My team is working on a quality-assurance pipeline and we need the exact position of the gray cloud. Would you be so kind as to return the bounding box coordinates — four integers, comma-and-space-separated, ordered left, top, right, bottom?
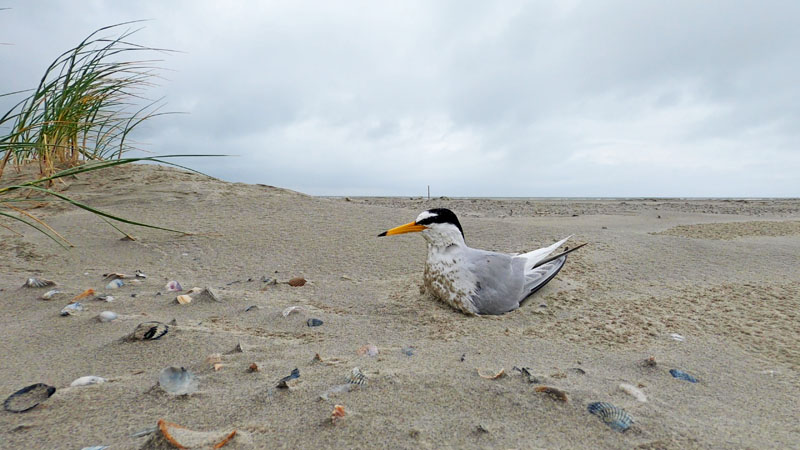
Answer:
1, 0, 798, 196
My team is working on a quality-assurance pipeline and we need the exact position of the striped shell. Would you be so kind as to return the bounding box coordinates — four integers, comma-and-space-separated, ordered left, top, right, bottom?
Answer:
346, 367, 368, 385
669, 369, 698, 383
132, 321, 169, 340
23, 277, 55, 288
587, 402, 633, 432
3, 383, 56, 413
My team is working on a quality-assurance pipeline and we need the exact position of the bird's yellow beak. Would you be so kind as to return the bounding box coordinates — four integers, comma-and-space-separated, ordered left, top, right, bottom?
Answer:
378, 221, 427, 237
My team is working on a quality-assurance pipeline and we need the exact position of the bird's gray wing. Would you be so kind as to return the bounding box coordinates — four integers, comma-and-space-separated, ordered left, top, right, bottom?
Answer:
464, 248, 526, 315
519, 255, 566, 306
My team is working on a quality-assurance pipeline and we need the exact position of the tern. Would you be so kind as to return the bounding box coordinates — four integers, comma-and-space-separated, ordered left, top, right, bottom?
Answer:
379, 208, 584, 315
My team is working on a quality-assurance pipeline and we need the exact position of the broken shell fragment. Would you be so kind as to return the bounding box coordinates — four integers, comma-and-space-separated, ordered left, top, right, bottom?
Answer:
282, 305, 304, 317
307, 318, 323, 327
70, 376, 107, 387
669, 369, 698, 383
41, 289, 63, 300
247, 363, 259, 373
165, 281, 183, 292
205, 353, 222, 365
669, 333, 686, 342
144, 419, 240, 449
277, 368, 300, 388
346, 367, 367, 386
23, 277, 55, 288
477, 368, 506, 380
534, 386, 568, 402
60, 302, 85, 316
97, 311, 118, 323
3, 383, 56, 413
71, 288, 96, 302
287, 277, 306, 287
158, 367, 198, 395
619, 383, 647, 402
131, 321, 169, 340
331, 405, 346, 423
356, 344, 379, 357
175, 294, 192, 305
587, 402, 633, 432
106, 279, 124, 289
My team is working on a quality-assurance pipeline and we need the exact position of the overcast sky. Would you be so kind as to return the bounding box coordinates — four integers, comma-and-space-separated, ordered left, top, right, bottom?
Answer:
2, 1, 799, 197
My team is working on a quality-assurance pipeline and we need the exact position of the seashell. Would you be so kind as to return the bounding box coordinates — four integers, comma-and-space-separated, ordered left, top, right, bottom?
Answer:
60, 302, 85, 316
669, 333, 685, 342
535, 386, 568, 402
619, 383, 647, 402
175, 294, 192, 305
102, 272, 129, 280
23, 277, 55, 288
512, 366, 540, 384
477, 368, 506, 380
206, 353, 222, 365
669, 369, 698, 383
135, 270, 147, 279
346, 367, 368, 385
287, 277, 306, 287
247, 363, 259, 373
357, 344, 379, 357
71, 288, 96, 302
106, 279, 124, 289
587, 402, 633, 432
331, 405, 346, 423
402, 346, 415, 356
307, 318, 323, 327
282, 305, 304, 317
96, 295, 114, 302
41, 289, 64, 300
3, 383, 56, 413
158, 366, 198, 395
277, 368, 300, 389
145, 419, 239, 449
213, 363, 224, 371
131, 321, 169, 340
244, 305, 260, 312
642, 356, 657, 367
97, 311, 118, 323
70, 376, 107, 387
165, 281, 183, 292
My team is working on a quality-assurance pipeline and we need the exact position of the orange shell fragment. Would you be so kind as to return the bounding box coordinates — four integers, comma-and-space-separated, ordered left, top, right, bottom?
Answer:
156, 418, 238, 449
534, 386, 568, 402
331, 404, 346, 423
476, 368, 506, 380
287, 277, 306, 287
71, 288, 96, 302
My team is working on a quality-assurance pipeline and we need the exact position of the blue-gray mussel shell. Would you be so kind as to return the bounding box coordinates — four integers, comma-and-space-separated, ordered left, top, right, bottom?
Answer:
3, 383, 56, 413
587, 402, 633, 432
276, 368, 300, 388
307, 318, 323, 327
132, 321, 169, 340
669, 369, 698, 383
158, 366, 198, 395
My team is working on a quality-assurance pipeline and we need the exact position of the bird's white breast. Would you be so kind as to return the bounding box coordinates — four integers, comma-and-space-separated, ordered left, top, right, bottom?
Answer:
423, 245, 480, 315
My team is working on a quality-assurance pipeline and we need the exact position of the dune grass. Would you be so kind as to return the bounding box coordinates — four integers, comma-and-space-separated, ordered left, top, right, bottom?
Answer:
0, 22, 219, 246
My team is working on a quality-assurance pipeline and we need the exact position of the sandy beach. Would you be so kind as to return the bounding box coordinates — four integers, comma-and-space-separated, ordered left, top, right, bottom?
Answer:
1, 164, 798, 449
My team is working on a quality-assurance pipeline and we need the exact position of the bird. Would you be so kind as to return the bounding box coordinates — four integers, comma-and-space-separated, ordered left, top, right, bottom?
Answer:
378, 208, 584, 315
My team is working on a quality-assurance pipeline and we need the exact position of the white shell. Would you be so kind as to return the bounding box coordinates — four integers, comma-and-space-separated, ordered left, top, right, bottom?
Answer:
106, 279, 124, 289
60, 302, 85, 316
670, 333, 685, 342
41, 289, 63, 300
619, 383, 647, 402
98, 311, 118, 322
175, 294, 192, 305
70, 376, 107, 387
282, 306, 304, 317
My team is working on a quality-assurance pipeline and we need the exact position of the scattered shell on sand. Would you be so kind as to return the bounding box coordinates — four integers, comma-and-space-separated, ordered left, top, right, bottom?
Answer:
70, 376, 107, 387
165, 281, 183, 292
95, 295, 114, 302
247, 363, 259, 373
642, 356, 657, 367
175, 294, 192, 305
357, 344, 379, 357
287, 277, 306, 287
41, 289, 63, 300
60, 302, 85, 316
402, 346, 415, 356
158, 366, 198, 395
307, 318, 324, 327
97, 311, 118, 323
477, 368, 506, 380
282, 305, 304, 317
206, 353, 222, 365
143, 419, 241, 449
346, 367, 368, 386
619, 383, 648, 402
23, 277, 55, 288
277, 368, 300, 389
71, 288, 96, 302
131, 321, 169, 341
587, 402, 633, 432
512, 366, 541, 384
669, 369, 698, 383
3, 383, 56, 413
106, 279, 124, 289
534, 386, 568, 402
669, 333, 686, 342
331, 405, 346, 423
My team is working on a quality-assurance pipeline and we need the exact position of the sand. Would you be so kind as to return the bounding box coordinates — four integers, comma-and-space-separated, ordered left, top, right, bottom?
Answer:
1, 164, 798, 449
